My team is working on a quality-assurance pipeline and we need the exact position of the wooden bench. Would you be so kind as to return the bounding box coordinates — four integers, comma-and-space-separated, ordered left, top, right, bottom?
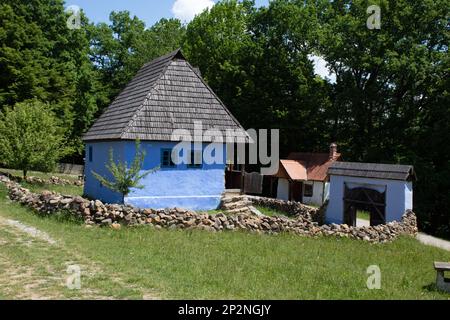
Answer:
434, 262, 450, 293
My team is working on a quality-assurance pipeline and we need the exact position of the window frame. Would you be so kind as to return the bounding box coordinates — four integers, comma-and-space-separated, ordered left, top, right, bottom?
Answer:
161, 148, 176, 168
304, 183, 314, 198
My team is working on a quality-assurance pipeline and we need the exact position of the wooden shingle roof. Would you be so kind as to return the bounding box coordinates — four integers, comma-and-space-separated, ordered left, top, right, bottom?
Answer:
83, 49, 246, 142
328, 162, 416, 181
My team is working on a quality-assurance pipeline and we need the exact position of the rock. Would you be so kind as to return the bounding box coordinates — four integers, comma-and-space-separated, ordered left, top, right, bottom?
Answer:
261, 222, 271, 230
225, 224, 235, 231
94, 200, 104, 209
169, 224, 178, 230
202, 219, 213, 226
61, 198, 73, 205
143, 209, 153, 215
111, 223, 121, 230
101, 218, 112, 226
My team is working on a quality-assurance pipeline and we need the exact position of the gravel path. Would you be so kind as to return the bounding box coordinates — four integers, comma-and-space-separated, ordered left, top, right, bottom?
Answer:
357, 218, 450, 252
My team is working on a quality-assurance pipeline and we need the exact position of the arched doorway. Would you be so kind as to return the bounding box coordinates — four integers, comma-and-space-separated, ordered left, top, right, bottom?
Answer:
343, 185, 386, 226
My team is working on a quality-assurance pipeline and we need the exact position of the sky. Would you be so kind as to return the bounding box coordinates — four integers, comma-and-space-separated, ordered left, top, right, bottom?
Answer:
67, 0, 270, 26
66, 0, 334, 81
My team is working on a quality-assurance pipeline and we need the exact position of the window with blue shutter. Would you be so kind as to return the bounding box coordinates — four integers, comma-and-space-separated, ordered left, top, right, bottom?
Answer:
161, 149, 176, 168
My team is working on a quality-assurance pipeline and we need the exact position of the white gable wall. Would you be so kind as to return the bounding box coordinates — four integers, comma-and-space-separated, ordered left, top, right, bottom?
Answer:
276, 179, 328, 206
302, 181, 327, 207
326, 175, 413, 224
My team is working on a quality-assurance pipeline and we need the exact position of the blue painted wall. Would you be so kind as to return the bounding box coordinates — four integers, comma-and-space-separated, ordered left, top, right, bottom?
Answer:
84, 141, 226, 211
325, 175, 413, 224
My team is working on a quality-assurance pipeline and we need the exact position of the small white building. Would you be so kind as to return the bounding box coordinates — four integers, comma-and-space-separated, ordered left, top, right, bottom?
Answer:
325, 162, 416, 226
272, 144, 341, 207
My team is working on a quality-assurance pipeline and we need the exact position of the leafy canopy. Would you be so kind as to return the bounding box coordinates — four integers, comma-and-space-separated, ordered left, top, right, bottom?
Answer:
0, 100, 72, 178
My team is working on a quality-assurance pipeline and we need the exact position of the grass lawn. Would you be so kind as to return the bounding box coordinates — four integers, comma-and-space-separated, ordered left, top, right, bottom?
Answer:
256, 206, 288, 217
358, 211, 371, 221
19, 181, 84, 197
0, 184, 449, 299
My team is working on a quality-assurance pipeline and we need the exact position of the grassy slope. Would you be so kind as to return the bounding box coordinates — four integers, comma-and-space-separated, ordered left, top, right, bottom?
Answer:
256, 206, 288, 217
0, 168, 84, 196
0, 184, 450, 299
19, 182, 84, 197
0, 168, 81, 182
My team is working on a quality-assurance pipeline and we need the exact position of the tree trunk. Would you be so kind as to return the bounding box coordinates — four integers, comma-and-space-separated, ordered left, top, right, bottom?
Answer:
23, 170, 27, 180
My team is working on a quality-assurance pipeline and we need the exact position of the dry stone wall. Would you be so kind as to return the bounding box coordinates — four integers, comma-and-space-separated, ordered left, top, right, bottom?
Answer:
0, 171, 83, 186
247, 196, 325, 223
0, 174, 418, 243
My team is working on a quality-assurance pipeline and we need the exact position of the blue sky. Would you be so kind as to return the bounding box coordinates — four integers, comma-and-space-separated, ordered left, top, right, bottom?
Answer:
67, 0, 270, 26
65, 0, 334, 81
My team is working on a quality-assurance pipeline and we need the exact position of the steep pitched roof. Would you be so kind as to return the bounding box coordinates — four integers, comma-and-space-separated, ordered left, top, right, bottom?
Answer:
83, 49, 246, 142
328, 162, 416, 181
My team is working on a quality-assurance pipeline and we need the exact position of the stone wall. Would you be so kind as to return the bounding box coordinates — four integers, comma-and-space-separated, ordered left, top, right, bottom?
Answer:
247, 196, 325, 224
0, 171, 83, 186
0, 175, 418, 243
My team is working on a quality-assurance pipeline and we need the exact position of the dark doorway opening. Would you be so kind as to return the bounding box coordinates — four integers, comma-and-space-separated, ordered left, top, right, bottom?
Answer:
343, 185, 386, 226
290, 181, 303, 202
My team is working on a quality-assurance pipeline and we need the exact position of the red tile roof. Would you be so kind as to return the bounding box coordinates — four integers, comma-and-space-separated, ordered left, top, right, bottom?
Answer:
275, 152, 341, 182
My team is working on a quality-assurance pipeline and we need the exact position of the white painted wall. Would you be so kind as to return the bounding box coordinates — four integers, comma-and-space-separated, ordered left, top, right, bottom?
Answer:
276, 179, 329, 206
277, 178, 290, 201
326, 175, 413, 224
324, 182, 330, 201
303, 181, 326, 207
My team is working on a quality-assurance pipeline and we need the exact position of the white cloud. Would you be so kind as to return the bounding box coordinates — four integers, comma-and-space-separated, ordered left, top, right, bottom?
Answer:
308, 54, 336, 83
172, 0, 215, 22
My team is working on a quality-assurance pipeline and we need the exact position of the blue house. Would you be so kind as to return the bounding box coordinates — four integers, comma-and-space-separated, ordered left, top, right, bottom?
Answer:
82, 49, 246, 211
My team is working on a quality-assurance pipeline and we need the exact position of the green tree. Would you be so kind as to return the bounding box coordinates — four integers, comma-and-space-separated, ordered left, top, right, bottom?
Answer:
183, 0, 331, 153
92, 141, 158, 203
0, 101, 72, 179
90, 13, 185, 104
314, 0, 449, 237
0, 0, 104, 157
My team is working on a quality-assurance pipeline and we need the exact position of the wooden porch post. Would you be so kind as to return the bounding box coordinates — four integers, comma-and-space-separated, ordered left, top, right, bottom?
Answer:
240, 164, 246, 195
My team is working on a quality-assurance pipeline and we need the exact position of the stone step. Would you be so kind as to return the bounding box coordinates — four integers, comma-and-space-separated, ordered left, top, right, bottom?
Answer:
221, 201, 252, 210
221, 196, 247, 204
225, 207, 252, 215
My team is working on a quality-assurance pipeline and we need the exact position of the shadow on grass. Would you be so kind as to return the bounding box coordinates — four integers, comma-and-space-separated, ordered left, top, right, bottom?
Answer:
35, 209, 85, 226
422, 283, 439, 293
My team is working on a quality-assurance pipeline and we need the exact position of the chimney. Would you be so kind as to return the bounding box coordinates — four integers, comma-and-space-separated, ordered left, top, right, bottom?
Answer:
329, 143, 338, 160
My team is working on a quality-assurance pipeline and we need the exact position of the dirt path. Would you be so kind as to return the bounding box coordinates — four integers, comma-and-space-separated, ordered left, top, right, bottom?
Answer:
0, 216, 159, 300
416, 233, 450, 252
